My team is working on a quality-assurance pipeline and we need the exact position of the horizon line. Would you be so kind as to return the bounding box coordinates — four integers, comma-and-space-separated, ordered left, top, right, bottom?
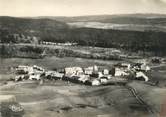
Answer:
0, 13, 166, 18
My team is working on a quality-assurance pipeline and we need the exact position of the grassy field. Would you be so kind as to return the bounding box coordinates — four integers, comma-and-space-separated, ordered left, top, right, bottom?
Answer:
0, 44, 126, 60
0, 80, 151, 117
128, 81, 166, 116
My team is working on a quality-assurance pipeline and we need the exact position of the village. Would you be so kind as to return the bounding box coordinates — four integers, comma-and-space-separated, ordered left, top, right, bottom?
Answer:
1, 56, 165, 117
12, 61, 151, 86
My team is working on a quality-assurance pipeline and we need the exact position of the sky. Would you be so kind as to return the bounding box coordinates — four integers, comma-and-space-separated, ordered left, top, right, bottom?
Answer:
0, 0, 166, 17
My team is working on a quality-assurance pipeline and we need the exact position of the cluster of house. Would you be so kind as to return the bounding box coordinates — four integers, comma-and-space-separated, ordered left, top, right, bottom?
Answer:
13, 62, 151, 86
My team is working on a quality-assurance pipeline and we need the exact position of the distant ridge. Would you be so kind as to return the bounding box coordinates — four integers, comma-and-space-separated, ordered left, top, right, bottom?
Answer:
23, 13, 166, 23
1, 15, 166, 55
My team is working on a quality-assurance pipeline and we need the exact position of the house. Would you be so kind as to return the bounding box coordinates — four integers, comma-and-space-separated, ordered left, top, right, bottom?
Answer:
132, 63, 150, 72
68, 76, 80, 83
114, 68, 129, 77
25, 65, 45, 76
33, 65, 45, 73
103, 69, 109, 75
135, 72, 149, 82
16, 65, 33, 74
52, 72, 64, 79
14, 75, 25, 81
45, 71, 54, 77
44, 70, 64, 80
29, 73, 41, 80
140, 63, 150, 72
98, 72, 104, 78
114, 63, 131, 71
84, 65, 99, 75
84, 67, 93, 75
65, 67, 84, 77
100, 77, 108, 83
78, 75, 89, 83
93, 65, 98, 72
92, 79, 101, 86
90, 71, 103, 78
45, 71, 55, 79
16, 65, 45, 75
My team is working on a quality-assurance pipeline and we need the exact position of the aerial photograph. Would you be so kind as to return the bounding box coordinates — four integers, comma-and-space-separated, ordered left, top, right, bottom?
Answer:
0, 0, 166, 117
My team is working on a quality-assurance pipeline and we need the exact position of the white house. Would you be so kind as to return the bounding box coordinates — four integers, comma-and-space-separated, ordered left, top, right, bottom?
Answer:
84, 67, 93, 75
65, 67, 84, 77
29, 73, 41, 80
100, 78, 107, 83
103, 69, 109, 75
84, 65, 99, 75
52, 72, 64, 79
140, 63, 151, 72
98, 72, 104, 78
78, 75, 89, 83
114, 68, 129, 77
136, 72, 149, 82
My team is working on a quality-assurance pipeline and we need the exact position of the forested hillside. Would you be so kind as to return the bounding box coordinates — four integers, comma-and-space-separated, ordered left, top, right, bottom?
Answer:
0, 16, 166, 56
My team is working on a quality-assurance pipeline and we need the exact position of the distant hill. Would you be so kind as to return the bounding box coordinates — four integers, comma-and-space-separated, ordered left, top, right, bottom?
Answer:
34, 14, 166, 32
1, 14, 166, 56
0, 16, 68, 36
34, 14, 166, 25
0, 16, 69, 43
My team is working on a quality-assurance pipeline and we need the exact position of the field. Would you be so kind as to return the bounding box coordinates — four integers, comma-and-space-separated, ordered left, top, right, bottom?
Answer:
0, 57, 166, 117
